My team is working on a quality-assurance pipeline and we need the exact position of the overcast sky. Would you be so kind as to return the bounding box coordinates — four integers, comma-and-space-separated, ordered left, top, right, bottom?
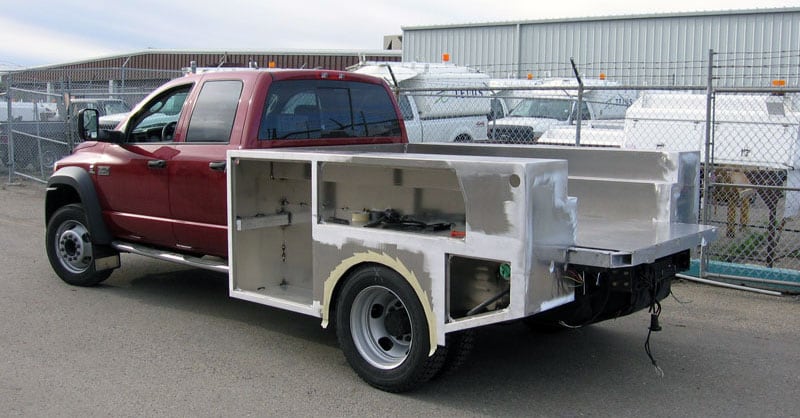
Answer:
2, 0, 799, 69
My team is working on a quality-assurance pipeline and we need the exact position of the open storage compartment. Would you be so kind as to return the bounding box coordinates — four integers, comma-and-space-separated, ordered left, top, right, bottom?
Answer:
230, 159, 314, 309
317, 162, 466, 236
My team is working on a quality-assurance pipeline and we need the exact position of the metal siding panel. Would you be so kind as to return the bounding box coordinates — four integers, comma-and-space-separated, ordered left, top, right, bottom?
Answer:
402, 11, 800, 84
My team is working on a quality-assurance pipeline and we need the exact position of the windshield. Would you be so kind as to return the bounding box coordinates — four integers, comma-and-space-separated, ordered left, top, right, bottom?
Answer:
104, 101, 130, 115
509, 98, 575, 121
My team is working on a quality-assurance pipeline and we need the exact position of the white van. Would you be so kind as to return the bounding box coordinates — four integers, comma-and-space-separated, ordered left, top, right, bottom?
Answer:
351, 62, 491, 142
487, 78, 636, 143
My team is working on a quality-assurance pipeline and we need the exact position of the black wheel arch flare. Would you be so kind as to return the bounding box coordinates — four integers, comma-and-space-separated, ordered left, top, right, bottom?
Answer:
46, 166, 112, 245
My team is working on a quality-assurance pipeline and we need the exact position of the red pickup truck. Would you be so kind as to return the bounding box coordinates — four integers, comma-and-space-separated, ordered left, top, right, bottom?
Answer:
46, 69, 405, 285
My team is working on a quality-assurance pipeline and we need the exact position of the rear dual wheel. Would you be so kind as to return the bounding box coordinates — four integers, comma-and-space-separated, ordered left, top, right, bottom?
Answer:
336, 265, 446, 392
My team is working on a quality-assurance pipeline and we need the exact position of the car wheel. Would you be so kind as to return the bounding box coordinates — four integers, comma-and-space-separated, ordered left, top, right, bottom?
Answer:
46, 204, 115, 286
336, 265, 445, 392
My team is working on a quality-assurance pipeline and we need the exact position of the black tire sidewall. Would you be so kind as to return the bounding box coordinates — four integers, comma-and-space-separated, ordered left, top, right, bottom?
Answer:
46, 204, 110, 286
336, 265, 435, 392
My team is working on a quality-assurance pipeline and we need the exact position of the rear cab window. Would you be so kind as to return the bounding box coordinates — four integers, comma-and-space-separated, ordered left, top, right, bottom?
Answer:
258, 80, 401, 140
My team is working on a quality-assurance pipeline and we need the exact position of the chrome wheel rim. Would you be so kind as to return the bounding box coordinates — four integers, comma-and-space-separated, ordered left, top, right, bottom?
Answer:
350, 285, 412, 370
55, 220, 93, 274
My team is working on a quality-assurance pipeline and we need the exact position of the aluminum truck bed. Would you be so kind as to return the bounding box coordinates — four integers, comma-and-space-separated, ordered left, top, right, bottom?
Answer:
570, 218, 715, 268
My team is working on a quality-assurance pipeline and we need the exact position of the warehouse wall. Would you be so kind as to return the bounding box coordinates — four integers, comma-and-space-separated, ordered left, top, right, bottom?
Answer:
402, 8, 800, 86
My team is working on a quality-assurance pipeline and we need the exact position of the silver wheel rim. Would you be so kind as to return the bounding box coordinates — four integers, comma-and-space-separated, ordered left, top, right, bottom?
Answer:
55, 220, 93, 274
350, 285, 413, 370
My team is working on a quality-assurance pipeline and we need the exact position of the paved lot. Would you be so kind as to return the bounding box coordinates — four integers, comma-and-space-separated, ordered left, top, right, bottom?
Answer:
1, 176, 799, 417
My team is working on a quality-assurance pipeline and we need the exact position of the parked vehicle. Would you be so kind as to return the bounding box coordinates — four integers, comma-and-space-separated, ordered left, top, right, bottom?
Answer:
66, 97, 130, 118
351, 62, 491, 142
487, 78, 637, 143
0, 101, 60, 122
1, 101, 61, 167
487, 77, 544, 120
45, 69, 715, 392
622, 92, 800, 217
66, 98, 131, 133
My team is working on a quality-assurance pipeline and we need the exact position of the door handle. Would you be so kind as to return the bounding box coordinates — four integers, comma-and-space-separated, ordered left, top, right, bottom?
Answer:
209, 161, 226, 172
147, 159, 167, 169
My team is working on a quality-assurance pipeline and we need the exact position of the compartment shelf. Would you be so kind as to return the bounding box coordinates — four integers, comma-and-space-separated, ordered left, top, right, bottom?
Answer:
235, 213, 290, 231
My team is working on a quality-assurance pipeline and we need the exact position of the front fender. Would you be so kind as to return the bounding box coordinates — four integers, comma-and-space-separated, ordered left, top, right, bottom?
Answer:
46, 166, 111, 245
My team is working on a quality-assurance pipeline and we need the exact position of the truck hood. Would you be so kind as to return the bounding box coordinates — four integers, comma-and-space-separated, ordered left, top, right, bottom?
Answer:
489, 117, 562, 133
99, 112, 131, 130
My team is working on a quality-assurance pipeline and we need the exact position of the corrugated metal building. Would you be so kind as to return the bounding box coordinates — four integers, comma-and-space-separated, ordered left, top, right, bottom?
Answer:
2, 49, 402, 110
402, 8, 800, 86
7, 49, 401, 83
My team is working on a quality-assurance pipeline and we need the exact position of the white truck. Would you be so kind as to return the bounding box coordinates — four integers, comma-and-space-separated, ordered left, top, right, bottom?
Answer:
487, 78, 544, 120
351, 62, 491, 142
0, 101, 60, 122
487, 78, 637, 143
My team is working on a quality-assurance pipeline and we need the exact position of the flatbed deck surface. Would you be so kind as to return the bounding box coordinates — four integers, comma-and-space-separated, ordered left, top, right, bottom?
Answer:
572, 217, 716, 267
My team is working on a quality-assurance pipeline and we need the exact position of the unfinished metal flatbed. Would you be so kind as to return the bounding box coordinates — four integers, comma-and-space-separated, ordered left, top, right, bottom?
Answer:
227, 143, 714, 337
571, 218, 714, 268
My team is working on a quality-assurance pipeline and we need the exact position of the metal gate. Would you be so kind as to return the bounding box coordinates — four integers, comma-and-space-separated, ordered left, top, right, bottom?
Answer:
701, 84, 800, 291
2, 86, 70, 183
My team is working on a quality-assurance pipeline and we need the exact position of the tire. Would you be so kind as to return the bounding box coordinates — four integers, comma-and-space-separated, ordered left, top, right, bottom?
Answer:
336, 265, 445, 392
454, 134, 472, 143
433, 330, 475, 379
41, 145, 67, 170
46, 204, 114, 286
0, 144, 8, 166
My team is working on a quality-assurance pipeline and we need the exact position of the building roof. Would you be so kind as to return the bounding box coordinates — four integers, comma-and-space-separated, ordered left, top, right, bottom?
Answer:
402, 6, 800, 31
19, 48, 402, 72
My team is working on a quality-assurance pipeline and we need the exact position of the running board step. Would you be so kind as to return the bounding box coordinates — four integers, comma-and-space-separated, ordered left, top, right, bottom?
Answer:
112, 241, 229, 273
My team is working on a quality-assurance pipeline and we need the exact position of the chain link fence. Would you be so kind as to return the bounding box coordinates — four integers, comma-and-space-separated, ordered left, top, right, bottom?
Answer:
392, 50, 800, 291
700, 88, 800, 290
1, 52, 799, 291
1, 68, 183, 183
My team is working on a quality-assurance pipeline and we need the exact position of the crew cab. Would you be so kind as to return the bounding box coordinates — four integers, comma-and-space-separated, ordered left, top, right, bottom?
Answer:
46, 69, 404, 280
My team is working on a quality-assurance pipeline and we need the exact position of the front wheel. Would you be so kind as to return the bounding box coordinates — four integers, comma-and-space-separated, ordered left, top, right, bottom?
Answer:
336, 265, 445, 392
46, 204, 115, 286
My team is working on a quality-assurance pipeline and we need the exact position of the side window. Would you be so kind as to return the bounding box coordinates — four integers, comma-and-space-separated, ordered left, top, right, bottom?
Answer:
489, 98, 504, 120
104, 101, 130, 115
398, 95, 415, 120
186, 80, 243, 143
259, 80, 401, 140
128, 85, 191, 143
578, 102, 591, 120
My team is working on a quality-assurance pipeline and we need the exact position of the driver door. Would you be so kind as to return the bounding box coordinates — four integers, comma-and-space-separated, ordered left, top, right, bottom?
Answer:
94, 84, 192, 248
